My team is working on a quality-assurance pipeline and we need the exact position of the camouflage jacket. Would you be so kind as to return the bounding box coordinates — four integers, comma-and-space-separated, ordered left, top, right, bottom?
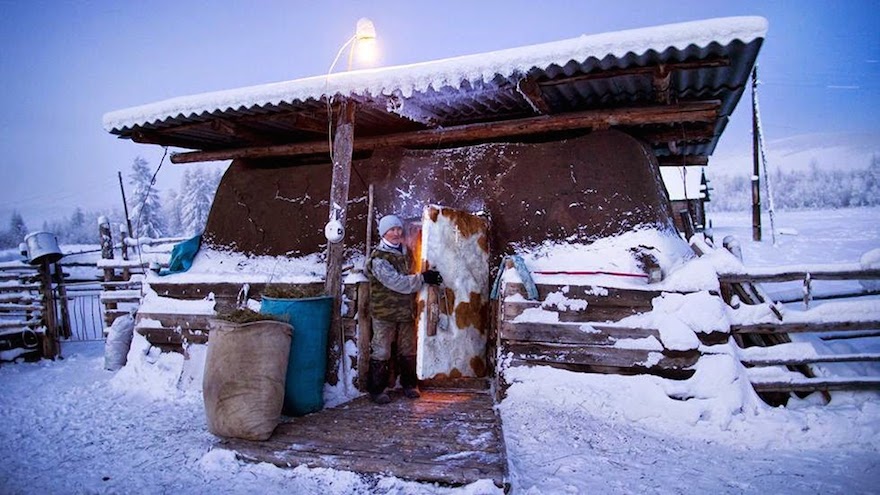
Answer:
367, 241, 421, 322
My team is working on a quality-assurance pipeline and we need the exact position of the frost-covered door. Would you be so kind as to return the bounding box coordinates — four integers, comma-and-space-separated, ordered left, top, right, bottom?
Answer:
415, 205, 490, 380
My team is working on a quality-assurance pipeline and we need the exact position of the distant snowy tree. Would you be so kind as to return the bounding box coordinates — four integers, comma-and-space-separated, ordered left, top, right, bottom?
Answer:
164, 189, 182, 236
868, 155, 880, 203
0, 211, 29, 248
707, 158, 880, 213
127, 157, 164, 238
65, 207, 93, 244
9, 211, 28, 240
179, 167, 220, 236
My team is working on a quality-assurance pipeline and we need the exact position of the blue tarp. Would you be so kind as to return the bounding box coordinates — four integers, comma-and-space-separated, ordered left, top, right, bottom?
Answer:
158, 235, 201, 276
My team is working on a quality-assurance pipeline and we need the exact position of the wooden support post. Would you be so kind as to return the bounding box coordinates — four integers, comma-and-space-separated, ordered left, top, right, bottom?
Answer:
750, 67, 762, 241
99, 217, 117, 329
119, 224, 131, 281
99, 217, 115, 282
38, 260, 59, 359
324, 99, 356, 386
803, 273, 812, 309
53, 261, 71, 339
357, 184, 374, 392
356, 281, 371, 391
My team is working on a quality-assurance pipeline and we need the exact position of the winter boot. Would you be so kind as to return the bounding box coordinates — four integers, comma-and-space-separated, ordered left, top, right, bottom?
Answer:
367, 359, 391, 404
399, 355, 421, 399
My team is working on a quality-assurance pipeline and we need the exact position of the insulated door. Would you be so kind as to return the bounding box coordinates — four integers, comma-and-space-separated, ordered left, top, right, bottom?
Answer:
414, 205, 490, 380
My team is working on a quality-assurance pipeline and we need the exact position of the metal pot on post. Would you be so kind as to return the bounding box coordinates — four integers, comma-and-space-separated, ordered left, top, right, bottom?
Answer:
23, 232, 63, 266
23, 232, 64, 359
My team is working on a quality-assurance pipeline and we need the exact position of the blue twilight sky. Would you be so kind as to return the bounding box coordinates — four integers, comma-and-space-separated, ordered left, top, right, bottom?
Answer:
0, 0, 878, 228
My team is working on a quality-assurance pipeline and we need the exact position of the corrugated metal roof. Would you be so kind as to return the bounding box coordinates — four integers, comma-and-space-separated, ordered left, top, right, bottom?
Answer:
104, 16, 766, 161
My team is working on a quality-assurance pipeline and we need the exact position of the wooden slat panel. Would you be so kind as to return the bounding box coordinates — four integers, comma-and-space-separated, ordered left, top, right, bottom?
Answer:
733, 321, 880, 335
104, 309, 134, 321
100, 281, 143, 290
742, 353, 880, 366
720, 268, 880, 284
136, 327, 209, 345
503, 357, 696, 380
503, 283, 660, 307
0, 303, 42, 311
0, 284, 41, 292
136, 312, 213, 330
502, 300, 645, 323
0, 319, 41, 329
751, 377, 880, 393
503, 341, 698, 370
501, 321, 659, 345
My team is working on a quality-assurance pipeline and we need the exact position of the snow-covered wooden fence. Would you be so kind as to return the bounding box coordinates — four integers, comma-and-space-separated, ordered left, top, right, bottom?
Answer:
94, 221, 181, 335
0, 258, 72, 361
494, 280, 705, 400
699, 237, 880, 402
0, 261, 44, 361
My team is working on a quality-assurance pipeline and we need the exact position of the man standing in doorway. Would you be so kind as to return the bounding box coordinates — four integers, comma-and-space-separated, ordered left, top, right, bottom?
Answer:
367, 214, 442, 404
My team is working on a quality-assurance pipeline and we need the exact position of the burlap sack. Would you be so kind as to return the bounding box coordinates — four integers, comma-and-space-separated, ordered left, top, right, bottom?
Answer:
203, 319, 292, 441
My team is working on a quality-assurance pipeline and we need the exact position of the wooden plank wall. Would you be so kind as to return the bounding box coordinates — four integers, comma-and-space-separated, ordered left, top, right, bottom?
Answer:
495, 282, 703, 399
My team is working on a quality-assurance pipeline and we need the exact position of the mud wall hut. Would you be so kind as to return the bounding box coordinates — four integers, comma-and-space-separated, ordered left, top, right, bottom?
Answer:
103, 16, 766, 385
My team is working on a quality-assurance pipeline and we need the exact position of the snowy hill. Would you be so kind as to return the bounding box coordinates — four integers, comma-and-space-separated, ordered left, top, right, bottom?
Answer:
710, 131, 880, 176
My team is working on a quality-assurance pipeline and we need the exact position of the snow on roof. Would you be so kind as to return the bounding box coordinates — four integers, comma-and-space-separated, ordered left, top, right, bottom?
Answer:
103, 16, 767, 133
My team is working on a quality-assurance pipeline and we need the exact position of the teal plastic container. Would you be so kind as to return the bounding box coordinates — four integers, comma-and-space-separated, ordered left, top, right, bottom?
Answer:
260, 296, 333, 416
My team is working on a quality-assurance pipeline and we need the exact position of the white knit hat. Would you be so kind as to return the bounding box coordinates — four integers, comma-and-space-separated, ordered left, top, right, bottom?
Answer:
378, 214, 403, 237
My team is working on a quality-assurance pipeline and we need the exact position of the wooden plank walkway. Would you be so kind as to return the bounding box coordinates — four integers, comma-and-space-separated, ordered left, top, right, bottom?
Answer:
217, 388, 508, 488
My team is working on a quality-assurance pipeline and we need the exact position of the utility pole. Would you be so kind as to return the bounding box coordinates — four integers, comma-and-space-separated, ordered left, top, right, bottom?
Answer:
751, 66, 762, 241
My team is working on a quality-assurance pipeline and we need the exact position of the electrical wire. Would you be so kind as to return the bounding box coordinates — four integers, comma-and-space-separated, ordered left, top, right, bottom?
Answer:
131, 147, 169, 296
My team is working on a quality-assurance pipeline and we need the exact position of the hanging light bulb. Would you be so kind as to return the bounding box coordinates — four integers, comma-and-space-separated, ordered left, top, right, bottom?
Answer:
350, 18, 377, 69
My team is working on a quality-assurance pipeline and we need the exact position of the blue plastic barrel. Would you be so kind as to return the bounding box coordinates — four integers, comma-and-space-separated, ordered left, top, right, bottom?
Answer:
260, 296, 333, 416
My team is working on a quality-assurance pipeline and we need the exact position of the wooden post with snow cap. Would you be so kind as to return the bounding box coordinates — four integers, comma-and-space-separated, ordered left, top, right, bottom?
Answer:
98, 216, 114, 282
324, 99, 356, 386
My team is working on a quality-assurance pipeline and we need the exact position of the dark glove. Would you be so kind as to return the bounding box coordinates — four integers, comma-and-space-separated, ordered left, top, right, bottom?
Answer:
422, 269, 443, 286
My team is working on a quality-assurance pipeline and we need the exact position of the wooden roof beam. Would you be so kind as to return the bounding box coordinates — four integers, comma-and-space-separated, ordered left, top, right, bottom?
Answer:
131, 130, 209, 149
209, 119, 275, 146
653, 66, 672, 104
633, 122, 716, 144
232, 110, 328, 135
538, 57, 731, 87
517, 77, 552, 115
170, 100, 720, 164
657, 155, 709, 167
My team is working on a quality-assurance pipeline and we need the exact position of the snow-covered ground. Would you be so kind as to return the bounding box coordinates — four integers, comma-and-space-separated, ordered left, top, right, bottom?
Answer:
1, 207, 878, 494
